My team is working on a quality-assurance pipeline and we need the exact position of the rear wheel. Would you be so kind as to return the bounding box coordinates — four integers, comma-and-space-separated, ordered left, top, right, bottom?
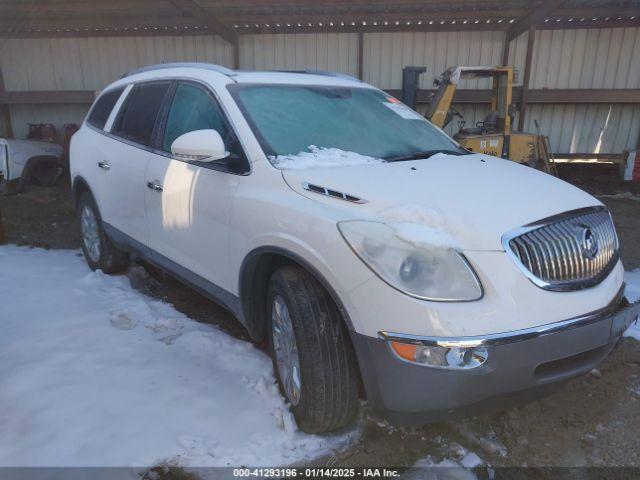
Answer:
77, 192, 129, 274
267, 266, 359, 433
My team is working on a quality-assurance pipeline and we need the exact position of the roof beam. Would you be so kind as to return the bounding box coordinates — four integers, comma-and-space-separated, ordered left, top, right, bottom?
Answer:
197, 0, 508, 6
0, 90, 96, 104
5, 88, 640, 106
3, 18, 638, 38
218, 9, 527, 24
385, 88, 640, 105
167, 0, 237, 44
506, 0, 566, 41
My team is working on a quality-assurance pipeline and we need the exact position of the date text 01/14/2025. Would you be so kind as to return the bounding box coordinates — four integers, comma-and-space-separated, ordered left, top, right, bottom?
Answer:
232, 468, 401, 478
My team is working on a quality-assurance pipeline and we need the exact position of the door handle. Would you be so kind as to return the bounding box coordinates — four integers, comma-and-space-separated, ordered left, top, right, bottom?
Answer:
147, 180, 163, 192
97, 161, 110, 170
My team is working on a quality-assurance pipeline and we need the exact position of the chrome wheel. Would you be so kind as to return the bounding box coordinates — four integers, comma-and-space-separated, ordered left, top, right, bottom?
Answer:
271, 295, 302, 406
80, 205, 101, 263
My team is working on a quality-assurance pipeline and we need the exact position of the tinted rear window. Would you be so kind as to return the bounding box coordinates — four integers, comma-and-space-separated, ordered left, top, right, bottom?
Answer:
87, 87, 124, 130
112, 82, 171, 146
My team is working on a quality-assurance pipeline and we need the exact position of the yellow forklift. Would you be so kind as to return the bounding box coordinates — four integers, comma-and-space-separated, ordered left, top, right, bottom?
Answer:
401, 65, 557, 175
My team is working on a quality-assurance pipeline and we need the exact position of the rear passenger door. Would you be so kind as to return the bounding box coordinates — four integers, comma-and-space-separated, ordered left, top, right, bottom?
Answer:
81, 85, 127, 217
145, 81, 248, 294
103, 81, 172, 246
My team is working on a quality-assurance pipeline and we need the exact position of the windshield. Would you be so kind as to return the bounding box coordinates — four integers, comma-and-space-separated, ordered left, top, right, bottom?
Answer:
229, 84, 465, 164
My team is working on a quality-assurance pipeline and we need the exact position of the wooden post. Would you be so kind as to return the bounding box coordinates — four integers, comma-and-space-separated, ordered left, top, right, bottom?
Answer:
0, 205, 5, 245
232, 41, 240, 70
518, 25, 536, 132
357, 32, 364, 80
0, 55, 9, 244
501, 36, 510, 66
0, 56, 13, 139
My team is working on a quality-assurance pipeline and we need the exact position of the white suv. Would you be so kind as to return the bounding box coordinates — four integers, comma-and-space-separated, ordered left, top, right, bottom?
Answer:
70, 63, 639, 433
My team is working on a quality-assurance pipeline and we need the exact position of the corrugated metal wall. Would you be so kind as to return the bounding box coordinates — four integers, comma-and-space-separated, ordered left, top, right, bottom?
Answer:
0, 36, 234, 91
239, 33, 359, 75
521, 27, 640, 153
363, 31, 506, 89
1, 28, 638, 152
0, 35, 234, 138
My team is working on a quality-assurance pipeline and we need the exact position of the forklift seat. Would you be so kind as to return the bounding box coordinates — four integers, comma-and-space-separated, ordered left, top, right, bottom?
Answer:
460, 111, 498, 135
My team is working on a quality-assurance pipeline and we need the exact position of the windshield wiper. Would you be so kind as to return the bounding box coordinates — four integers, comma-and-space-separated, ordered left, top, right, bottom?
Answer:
384, 149, 468, 162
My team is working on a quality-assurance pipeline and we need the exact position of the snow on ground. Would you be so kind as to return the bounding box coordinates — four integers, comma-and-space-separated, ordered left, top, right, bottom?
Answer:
381, 204, 459, 249
624, 269, 640, 340
0, 246, 357, 468
403, 444, 486, 480
270, 145, 384, 169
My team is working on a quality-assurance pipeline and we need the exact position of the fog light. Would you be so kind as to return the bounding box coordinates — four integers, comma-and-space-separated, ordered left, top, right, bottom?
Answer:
389, 341, 488, 370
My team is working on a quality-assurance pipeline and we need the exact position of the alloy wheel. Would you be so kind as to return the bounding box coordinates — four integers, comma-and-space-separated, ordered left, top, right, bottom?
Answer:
271, 295, 302, 406
80, 205, 101, 263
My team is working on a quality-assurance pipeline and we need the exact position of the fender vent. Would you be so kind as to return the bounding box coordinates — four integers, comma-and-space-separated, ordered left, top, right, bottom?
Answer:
302, 182, 366, 204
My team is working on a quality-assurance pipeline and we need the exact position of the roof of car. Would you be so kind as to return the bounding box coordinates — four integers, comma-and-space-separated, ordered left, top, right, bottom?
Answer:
121, 62, 364, 87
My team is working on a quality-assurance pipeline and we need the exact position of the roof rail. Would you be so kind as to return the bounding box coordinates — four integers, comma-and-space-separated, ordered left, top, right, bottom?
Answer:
274, 70, 362, 82
122, 62, 235, 79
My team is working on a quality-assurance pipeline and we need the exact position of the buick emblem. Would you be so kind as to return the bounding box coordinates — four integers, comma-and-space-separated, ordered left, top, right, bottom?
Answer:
581, 227, 599, 260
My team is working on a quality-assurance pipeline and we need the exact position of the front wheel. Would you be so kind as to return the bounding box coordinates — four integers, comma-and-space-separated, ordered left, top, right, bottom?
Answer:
267, 266, 360, 433
77, 192, 129, 274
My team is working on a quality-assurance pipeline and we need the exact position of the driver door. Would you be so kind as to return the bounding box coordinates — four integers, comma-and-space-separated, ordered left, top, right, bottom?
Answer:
145, 81, 247, 293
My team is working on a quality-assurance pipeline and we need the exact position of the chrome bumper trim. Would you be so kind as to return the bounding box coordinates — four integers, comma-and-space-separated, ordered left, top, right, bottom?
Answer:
379, 288, 638, 348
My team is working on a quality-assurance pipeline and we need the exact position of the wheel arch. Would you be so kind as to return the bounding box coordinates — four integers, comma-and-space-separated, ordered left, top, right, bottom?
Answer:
239, 246, 356, 342
72, 175, 92, 208
17, 154, 61, 191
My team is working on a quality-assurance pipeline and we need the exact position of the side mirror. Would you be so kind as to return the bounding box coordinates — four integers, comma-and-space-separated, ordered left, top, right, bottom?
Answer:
171, 129, 230, 162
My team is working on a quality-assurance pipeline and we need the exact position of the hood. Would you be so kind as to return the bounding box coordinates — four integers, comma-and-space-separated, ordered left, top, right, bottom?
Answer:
281, 153, 602, 251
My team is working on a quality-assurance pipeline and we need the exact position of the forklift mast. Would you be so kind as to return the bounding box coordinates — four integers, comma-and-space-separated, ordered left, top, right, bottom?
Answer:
400, 66, 427, 110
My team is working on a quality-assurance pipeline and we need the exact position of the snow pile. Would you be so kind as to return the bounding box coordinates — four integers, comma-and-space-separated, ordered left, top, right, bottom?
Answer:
405, 459, 478, 480
270, 145, 384, 170
624, 268, 640, 340
381, 204, 458, 249
0, 246, 357, 468
403, 446, 485, 479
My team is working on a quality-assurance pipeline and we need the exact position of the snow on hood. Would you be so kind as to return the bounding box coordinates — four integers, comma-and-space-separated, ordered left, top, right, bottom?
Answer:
270, 145, 384, 170
381, 204, 459, 249
282, 153, 602, 251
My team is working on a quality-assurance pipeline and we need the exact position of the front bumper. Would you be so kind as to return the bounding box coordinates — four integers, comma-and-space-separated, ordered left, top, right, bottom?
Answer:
352, 290, 640, 425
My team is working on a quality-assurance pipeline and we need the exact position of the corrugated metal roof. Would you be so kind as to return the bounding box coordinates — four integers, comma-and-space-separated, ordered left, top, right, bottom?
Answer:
0, 0, 638, 37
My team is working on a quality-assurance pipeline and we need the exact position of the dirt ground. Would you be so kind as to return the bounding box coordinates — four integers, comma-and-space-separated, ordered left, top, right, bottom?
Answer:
1, 162, 639, 472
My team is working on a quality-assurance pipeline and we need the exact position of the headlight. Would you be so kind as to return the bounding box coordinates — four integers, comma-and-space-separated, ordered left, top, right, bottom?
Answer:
338, 220, 482, 301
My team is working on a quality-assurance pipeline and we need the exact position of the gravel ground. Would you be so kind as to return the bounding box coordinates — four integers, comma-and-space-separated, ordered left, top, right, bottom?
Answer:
1, 163, 639, 472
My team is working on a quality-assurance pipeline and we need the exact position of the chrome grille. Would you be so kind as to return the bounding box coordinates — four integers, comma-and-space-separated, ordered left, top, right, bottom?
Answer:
504, 207, 619, 291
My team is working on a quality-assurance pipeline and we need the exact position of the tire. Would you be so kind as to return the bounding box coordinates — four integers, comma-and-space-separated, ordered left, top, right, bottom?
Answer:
267, 265, 360, 433
77, 191, 129, 274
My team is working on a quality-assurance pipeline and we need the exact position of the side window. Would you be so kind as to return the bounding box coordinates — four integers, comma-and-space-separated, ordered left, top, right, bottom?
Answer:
112, 82, 171, 146
162, 83, 231, 152
87, 87, 124, 130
